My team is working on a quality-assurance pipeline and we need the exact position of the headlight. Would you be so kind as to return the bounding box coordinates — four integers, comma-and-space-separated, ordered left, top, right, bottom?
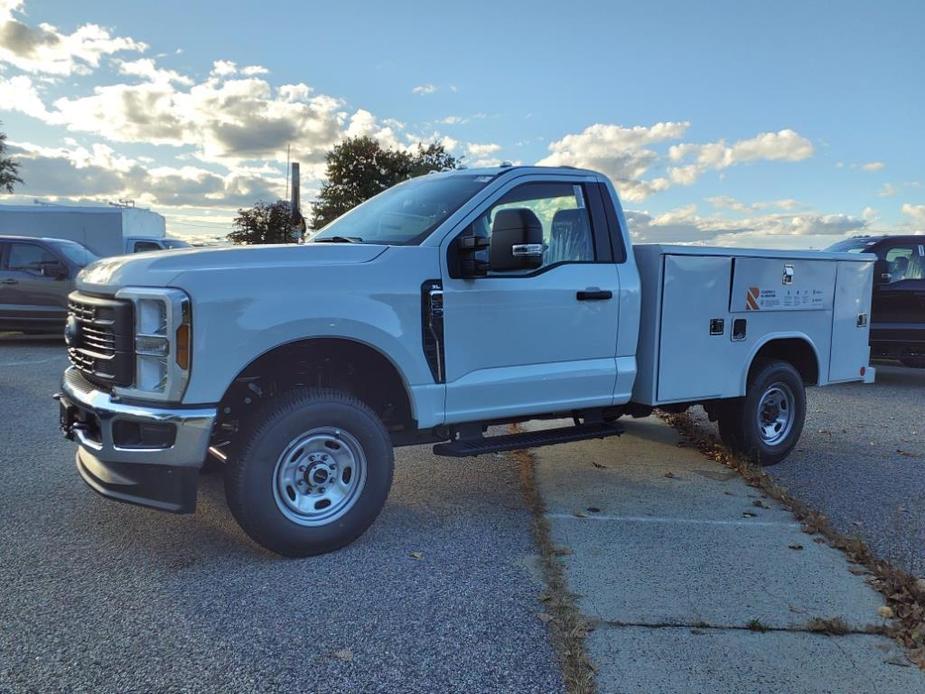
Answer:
114, 287, 192, 402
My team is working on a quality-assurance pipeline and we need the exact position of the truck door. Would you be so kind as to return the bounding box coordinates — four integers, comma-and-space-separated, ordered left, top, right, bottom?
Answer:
1, 241, 68, 325
439, 179, 620, 423
873, 242, 925, 351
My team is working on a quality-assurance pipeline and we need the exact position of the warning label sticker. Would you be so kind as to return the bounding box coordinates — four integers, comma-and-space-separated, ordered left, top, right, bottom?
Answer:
730, 258, 835, 313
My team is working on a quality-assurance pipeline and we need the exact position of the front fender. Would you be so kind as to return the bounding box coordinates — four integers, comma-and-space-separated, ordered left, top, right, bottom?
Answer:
175, 247, 441, 408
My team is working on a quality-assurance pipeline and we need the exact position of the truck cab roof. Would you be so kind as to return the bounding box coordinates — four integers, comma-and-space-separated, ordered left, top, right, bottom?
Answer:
431, 164, 605, 180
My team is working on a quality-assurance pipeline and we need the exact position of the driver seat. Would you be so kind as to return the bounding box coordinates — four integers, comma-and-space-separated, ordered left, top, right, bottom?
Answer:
546, 209, 593, 265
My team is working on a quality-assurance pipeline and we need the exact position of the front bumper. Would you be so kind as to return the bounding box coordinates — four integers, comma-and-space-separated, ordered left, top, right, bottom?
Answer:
58, 366, 217, 513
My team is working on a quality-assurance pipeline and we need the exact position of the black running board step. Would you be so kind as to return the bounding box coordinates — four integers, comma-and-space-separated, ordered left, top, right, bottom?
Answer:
433, 423, 623, 458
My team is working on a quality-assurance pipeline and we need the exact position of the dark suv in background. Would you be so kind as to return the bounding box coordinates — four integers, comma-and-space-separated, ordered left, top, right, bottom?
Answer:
827, 235, 925, 368
0, 236, 98, 334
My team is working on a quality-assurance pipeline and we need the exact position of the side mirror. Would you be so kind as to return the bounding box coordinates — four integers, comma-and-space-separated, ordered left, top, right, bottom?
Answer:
489, 208, 544, 272
456, 233, 489, 278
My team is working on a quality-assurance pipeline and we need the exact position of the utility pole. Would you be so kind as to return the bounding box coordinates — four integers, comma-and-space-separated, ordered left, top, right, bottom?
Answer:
285, 144, 291, 202
289, 161, 304, 243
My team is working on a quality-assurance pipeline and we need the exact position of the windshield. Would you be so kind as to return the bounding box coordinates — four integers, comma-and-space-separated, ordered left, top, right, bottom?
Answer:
826, 238, 878, 253
49, 239, 98, 266
312, 174, 493, 245
162, 238, 191, 249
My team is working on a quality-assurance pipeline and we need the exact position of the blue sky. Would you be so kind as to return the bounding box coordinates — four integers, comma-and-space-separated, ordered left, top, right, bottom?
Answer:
0, 0, 922, 245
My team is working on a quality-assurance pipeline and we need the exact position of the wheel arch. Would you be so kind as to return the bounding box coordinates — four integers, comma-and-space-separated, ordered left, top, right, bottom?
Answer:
215, 336, 417, 438
742, 333, 821, 392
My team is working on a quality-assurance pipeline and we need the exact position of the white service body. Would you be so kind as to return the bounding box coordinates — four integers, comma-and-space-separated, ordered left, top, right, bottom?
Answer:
632, 244, 875, 406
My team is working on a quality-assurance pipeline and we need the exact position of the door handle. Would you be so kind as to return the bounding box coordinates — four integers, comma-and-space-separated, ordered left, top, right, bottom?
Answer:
0, 279, 18, 285
576, 289, 613, 301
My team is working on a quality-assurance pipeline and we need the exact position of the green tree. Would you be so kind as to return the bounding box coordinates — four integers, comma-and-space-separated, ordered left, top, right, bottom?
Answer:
0, 122, 23, 193
228, 200, 299, 245
310, 137, 459, 230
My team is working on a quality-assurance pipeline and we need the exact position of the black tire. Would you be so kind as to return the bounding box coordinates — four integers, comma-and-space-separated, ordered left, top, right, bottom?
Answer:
224, 388, 394, 557
716, 361, 806, 466
716, 400, 744, 451
899, 357, 925, 369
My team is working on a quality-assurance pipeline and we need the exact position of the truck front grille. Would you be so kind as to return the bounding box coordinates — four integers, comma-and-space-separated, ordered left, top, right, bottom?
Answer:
66, 292, 134, 390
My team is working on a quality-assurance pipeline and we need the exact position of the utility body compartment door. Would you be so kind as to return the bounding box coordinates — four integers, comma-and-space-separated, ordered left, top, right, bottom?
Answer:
829, 260, 873, 382
657, 255, 734, 402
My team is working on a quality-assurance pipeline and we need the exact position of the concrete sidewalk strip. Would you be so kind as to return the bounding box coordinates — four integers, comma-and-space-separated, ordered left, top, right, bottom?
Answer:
527, 416, 925, 692
590, 627, 921, 694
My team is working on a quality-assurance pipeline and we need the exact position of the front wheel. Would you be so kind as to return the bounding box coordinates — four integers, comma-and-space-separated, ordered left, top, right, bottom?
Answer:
224, 388, 394, 557
717, 361, 806, 466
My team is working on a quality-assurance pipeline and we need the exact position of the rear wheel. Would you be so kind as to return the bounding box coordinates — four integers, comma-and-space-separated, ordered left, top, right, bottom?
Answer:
716, 361, 806, 466
224, 388, 394, 557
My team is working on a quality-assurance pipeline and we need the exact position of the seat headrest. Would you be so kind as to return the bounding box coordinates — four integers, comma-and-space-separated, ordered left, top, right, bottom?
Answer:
551, 208, 586, 237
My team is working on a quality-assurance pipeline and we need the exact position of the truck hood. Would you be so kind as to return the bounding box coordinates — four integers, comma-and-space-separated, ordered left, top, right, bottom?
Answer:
77, 243, 389, 293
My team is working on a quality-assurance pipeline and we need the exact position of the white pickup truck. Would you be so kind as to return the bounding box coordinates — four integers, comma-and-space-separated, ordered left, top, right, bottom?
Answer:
57, 166, 875, 556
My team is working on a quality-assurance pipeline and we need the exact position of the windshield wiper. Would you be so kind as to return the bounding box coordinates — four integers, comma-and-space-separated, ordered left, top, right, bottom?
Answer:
313, 236, 363, 244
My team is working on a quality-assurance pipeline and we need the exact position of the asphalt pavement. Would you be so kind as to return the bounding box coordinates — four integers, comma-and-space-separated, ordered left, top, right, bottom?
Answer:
690, 363, 925, 576
0, 338, 561, 693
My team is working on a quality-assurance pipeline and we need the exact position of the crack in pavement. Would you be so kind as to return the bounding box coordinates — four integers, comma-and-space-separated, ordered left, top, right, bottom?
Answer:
588, 618, 888, 637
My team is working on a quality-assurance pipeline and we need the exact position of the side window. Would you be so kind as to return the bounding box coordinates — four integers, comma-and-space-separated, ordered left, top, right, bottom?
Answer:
133, 241, 162, 253
883, 246, 925, 283
7, 243, 58, 275
469, 182, 595, 274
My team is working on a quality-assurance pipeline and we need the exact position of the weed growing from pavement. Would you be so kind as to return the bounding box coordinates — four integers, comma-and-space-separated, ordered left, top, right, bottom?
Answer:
805, 617, 852, 636
661, 410, 925, 669
511, 426, 596, 694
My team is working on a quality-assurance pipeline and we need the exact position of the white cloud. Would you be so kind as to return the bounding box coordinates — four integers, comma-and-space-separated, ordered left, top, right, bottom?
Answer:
344, 108, 402, 151
667, 129, 813, 184
901, 203, 925, 228
538, 121, 689, 202
115, 57, 192, 85
25, 74, 356, 167
861, 161, 885, 172
210, 59, 237, 77
411, 83, 437, 95
706, 195, 802, 213
878, 183, 897, 198
466, 142, 500, 157
625, 204, 867, 248
0, 72, 48, 118
538, 123, 812, 202
7, 139, 283, 208
241, 65, 268, 76
0, 1, 146, 76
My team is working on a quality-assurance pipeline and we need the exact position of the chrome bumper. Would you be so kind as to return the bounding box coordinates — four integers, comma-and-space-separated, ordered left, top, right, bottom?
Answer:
58, 366, 217, 513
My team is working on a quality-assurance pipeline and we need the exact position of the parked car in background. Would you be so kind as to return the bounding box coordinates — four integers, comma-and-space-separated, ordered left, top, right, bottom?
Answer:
826, 235, 925, 367
0, 235, 98, 333
125, 236, 190, 253
0, 203, 187, 257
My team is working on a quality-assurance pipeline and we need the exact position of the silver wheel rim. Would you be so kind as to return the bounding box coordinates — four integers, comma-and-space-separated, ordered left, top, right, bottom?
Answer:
272, 427, 367, 527
756, 382, 795, 446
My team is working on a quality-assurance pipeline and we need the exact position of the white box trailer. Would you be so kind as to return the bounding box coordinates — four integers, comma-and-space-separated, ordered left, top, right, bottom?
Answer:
0, 204, 166, 257
632, 245, 875, 406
